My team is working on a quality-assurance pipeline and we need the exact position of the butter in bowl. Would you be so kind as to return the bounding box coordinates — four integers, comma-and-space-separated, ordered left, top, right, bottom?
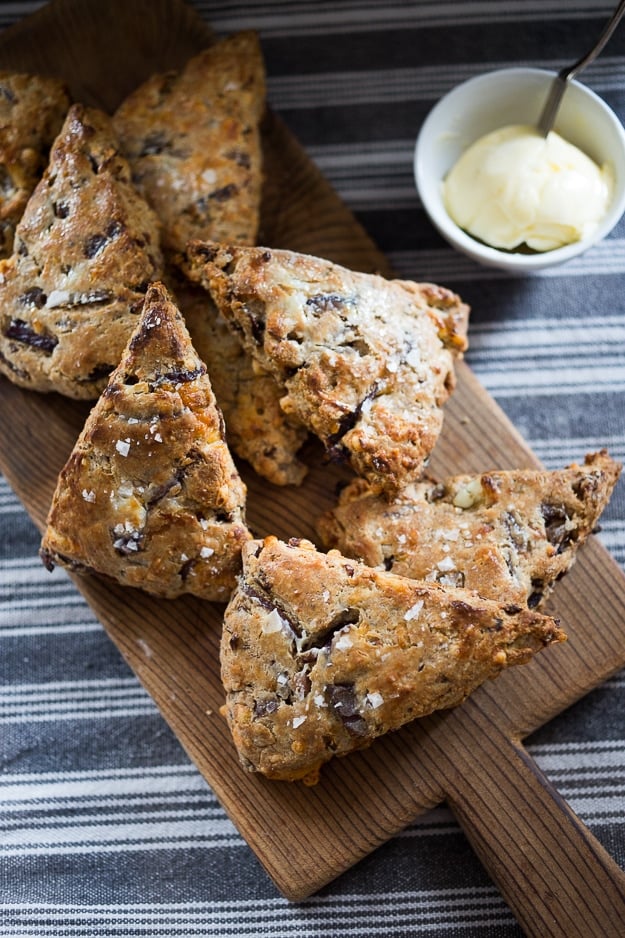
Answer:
414, 67, 625, 271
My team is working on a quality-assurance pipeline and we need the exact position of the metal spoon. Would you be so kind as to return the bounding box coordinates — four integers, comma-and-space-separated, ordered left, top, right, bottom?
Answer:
537, 0, 625, 136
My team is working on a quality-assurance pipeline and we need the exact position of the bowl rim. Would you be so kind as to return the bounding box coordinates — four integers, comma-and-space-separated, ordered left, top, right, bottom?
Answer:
414, 66, 625, 271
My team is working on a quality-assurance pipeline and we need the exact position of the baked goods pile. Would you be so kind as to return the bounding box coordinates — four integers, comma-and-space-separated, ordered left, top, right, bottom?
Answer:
1, 34, 620, 784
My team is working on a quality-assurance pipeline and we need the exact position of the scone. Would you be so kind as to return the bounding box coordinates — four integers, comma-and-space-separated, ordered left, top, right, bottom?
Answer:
0, 103, 163, 398
175, 277, 308, 486
0, 71, 70, 258
113, 31, 265, 259
317, 451, 621, 608
185, 241, 470, 496
221, 536, 564, 782
40, 281, 251, 602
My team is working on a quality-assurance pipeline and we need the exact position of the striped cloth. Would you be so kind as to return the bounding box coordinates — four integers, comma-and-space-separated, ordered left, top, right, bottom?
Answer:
2, 1, 625, 935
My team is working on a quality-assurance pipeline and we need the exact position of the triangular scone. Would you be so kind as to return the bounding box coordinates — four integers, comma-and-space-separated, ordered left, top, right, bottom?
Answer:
186, 242, 470, 497
221, 536, 564, 782
318, 451, 621, 609
175, 277, 308, 486
0, 104, 163, 398
40, 282, 251, 602
113, 32, 265, 259
0, 71, 70, 258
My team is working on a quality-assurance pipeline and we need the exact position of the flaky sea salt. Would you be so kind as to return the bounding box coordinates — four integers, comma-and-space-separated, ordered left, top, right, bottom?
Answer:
292, 715, 307, 728
404, 347, 422, 369
46, 289, 71, 308
335, 632, 353, 651
113, 538, 139, 551
404, 599, 424, 621
366, 691, 384, 709
115, 439, 130, 457
262, 608, 284, 634
200, 546, 214, 559
437, 555, 456, 572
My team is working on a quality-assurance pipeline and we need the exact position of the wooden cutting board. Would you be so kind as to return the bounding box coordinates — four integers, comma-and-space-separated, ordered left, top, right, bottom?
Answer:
2, 1, 625, 934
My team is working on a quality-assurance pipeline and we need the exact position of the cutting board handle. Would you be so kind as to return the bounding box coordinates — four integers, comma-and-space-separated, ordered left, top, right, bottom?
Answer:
444, 726, 625, 937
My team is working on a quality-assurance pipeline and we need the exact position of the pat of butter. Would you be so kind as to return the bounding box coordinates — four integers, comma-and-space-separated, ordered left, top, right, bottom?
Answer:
443, 124, 613, 252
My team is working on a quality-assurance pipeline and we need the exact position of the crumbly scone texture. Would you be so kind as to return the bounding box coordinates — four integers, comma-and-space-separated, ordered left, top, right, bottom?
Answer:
0, 71, 70, 258
317, 451, 621, 609
221, 536, 564, 782
40, 281, 251, 602
186, 241, 470, 497
175, 276, 308, 486
0, 103, 164, 398
113, 31, 265, 260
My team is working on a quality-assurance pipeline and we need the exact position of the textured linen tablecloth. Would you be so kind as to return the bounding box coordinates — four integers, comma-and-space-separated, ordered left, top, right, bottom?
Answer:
2, 1, 625, 935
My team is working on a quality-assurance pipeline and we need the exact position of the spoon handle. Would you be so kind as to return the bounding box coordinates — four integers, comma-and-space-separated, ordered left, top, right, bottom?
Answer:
537, 0, 625, 136
565, 0, 625, 81
536, 74, 568, 137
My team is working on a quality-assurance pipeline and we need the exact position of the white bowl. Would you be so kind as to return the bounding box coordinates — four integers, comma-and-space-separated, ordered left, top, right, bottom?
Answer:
414, 67, 625, 271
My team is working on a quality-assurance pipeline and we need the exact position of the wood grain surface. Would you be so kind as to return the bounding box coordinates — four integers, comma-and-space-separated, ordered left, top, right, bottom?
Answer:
2, 1, 625, 933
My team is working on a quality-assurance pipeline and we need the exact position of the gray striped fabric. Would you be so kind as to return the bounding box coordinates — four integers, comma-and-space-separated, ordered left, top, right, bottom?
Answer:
2, 1, 625, 935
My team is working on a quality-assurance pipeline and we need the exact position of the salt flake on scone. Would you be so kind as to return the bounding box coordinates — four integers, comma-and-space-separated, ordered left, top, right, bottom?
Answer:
221, 536, 564, 783
186, 241, 470, 497
40, 281, 251, 601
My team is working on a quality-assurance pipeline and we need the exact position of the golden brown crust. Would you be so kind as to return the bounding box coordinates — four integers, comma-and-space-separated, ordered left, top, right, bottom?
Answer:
0, 71, 71, 258
113, 32, 265, 259
0, 103, 164, 398
317, 451, 621, 608
174, 275, 308, 486
221, 536, 564, 782
185, 241, 470, 496
40, 281, 251, 602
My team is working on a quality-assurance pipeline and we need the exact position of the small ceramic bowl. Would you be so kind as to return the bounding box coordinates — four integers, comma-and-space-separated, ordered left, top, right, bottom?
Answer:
414, 67, 625, 271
